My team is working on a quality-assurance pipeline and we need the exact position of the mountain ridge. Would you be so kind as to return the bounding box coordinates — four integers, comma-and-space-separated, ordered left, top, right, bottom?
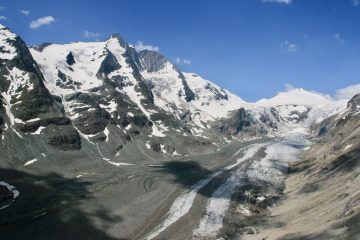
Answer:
0, 23, 350, 162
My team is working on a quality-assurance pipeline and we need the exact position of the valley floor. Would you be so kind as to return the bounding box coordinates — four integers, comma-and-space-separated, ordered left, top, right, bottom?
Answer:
0, 139, 263, 240
0, 131, 308, 240
2, 128, 356, 240
141, 129, 309, 240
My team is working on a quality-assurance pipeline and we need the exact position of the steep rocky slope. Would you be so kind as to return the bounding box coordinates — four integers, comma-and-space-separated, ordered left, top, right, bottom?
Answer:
0, 24, 81, 164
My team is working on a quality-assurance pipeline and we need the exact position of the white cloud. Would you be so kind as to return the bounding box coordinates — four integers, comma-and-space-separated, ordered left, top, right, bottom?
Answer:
30, 16, 55, 29
133, 41, 159, 52
335, 84, 360, 100
262, 0, 292, 4
285, 83, 295, 91
333, 33, 344, 42
351, 0, 360, 6
281, 41, 298, 52
20, 10, 30, 15
83, 30, 100, 38
333, 33, 341, 40
0, 16, 7, 20
176, 57, 192, 65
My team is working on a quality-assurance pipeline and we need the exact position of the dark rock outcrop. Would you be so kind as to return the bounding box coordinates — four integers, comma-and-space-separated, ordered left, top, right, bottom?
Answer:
205, 83, 228, 100
66, 51, 76, 66
96, 50, 121, 79
44, 124, 81, 150
138, 49, 195, 102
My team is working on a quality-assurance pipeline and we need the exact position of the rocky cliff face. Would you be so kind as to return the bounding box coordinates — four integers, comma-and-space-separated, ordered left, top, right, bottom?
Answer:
215, 108, 272, 139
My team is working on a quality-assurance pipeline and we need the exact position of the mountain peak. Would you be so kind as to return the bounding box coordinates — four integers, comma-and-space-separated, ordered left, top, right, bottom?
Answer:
107, 32, 127, 48
138, 49, 170, 72
0, 24, 16, 38
256, 88, 333, 107
0, 24, 18, 60
31, 42, 53, 52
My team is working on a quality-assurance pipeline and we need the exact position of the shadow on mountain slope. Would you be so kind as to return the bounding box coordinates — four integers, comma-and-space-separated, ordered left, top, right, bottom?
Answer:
0, 168, 125, 240
153, 161, 213, 188
152, 159, 283, 200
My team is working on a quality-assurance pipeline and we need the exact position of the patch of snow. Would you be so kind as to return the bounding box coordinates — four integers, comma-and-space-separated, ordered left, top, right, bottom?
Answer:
160, 144, 167, 154
26, 118, 41, 123
0, 180, 19, 210
4, 66, 34, 102
76, 173, 86, 178
103, 158, 134, 167
24, 158, 38, 166
172, 151, 181, 156
257, 196, 266, 202
31, 126, 46, 135
1, 67, 32, 128
147, 164, 163, 167
104, 127, 109, 142
151, 124, 166, 137
344, 144, 353, 152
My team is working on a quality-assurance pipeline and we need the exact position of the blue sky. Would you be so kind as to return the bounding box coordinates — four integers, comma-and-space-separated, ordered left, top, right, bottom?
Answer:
0, 0, 359, 101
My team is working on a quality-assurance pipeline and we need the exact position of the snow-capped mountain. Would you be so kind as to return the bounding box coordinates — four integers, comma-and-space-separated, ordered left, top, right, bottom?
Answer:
0, 23, 349, 165
253, 88, 347, 131
30, 34, 161, 138
137, 49, 246, 132
0, 24, 80, 152
29, 32, 249, 140
256, 88, 332, 107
